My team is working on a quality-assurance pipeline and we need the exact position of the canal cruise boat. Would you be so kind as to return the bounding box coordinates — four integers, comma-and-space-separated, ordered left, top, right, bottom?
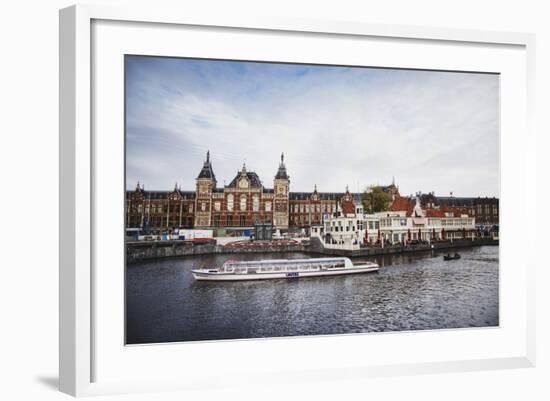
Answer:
191, 257, 379, 281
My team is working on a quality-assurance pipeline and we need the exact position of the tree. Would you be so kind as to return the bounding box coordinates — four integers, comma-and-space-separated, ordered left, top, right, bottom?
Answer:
362, 185, 392, 213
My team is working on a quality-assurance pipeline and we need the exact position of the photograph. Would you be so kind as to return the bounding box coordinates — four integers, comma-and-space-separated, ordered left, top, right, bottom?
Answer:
124, 55, 500, 345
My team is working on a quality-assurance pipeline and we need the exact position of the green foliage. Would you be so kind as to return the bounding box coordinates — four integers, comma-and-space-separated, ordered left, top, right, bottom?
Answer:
362, 185, 392, 213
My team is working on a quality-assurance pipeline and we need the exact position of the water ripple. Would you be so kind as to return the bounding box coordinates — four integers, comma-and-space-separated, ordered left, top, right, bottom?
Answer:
126, 246, 499, 344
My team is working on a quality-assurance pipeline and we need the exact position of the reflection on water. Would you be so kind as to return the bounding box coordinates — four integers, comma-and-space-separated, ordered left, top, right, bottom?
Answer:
126, 246, 499, 344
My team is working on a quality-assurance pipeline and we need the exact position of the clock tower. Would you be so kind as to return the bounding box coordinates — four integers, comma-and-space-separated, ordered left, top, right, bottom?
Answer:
273, 153, 290, 230
194, 150, 217, 228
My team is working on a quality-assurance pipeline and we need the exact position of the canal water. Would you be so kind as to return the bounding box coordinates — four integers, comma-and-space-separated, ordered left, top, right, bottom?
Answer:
126, 245, 499, 344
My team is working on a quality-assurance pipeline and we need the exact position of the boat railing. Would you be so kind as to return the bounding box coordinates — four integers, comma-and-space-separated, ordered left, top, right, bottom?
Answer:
221, 258, 351, 273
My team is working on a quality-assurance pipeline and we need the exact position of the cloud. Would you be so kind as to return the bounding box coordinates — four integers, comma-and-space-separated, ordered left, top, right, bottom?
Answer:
126, 56, 499, 197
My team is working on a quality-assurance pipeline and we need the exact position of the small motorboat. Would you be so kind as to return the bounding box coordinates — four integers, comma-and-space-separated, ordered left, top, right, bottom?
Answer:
443, 253, 461, 261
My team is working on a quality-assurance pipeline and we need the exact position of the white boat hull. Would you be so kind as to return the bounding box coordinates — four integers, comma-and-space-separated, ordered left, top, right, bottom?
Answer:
192, 264, 379, 281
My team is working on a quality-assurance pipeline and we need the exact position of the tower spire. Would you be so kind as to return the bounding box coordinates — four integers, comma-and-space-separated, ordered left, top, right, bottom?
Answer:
196, 150, 216, 184
275, 152, 289, 180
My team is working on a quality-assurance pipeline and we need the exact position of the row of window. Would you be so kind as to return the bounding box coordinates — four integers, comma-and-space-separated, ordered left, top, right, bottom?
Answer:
129, 216, 194, 227
212, 215, 248, 227
290, 203, 336, 214
380, 218, 408, 227
327, 225, 361, 232
440, 218, 474, 226
324, 217, 475, 232
215, 195, 270, 212
132, 203, 194, 215
476, 204, 499, 215
290, 215, 323, 224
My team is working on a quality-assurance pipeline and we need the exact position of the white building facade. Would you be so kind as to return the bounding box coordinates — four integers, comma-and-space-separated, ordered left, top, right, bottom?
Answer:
311, 196, 476, 249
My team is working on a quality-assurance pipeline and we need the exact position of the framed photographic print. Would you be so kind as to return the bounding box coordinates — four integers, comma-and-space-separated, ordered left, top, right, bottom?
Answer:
60, 4, 536, 397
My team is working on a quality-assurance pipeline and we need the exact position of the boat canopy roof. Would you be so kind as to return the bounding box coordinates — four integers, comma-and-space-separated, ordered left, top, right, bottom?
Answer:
223, 257, 349, 266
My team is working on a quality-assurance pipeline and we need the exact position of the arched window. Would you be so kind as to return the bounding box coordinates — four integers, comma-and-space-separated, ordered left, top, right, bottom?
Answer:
252, 195, 259, 212
240, 195, 247, 211
227, 194, 234, 212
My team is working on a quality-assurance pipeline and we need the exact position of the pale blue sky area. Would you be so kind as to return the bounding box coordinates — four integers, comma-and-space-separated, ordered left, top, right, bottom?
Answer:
125, 56, 499, 197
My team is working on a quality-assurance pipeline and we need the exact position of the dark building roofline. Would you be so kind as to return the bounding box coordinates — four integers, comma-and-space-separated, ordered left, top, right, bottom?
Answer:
197, 150, 217, 181
126, 189, 196, 200
127, 189, 366, 201
289, 192, 362, 201
227, 169, 263, 188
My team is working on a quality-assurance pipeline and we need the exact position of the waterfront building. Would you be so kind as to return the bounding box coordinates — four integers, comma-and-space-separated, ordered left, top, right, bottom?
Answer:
312, 194, 477, 249
126, 151, 497, 236
127, 152, 365, 234
379, 195, 477, 243
193, 151, 282, 231
288, 185, 362, 229
422, 194, 499, 226
126, 184, 195, 230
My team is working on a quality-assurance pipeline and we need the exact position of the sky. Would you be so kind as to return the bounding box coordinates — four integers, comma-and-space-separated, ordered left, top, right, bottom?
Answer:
125, 56, 499, 197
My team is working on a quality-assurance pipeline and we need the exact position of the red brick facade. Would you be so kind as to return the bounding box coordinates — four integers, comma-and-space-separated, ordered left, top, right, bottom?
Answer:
126, 152, 363, 232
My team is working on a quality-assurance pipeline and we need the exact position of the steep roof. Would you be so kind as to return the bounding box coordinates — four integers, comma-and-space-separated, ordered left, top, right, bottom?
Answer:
387, 196, 415, 216
197, 151, 216, 181
227, 170, 263, 188
387, 196, 474, 218
275, 153, 289, 180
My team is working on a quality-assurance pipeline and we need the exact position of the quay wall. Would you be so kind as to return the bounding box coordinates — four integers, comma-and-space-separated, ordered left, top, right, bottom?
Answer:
127, 238, 498, 263
308, 237, 499, 257
126, 240, 307, 264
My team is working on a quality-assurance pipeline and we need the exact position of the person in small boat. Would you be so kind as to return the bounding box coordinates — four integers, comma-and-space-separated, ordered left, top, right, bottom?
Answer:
446, 253, 451, 258
454, 253, 460, 258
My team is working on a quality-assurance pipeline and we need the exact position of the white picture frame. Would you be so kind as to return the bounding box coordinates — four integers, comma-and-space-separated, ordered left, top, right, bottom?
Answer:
59, 4, 536, 397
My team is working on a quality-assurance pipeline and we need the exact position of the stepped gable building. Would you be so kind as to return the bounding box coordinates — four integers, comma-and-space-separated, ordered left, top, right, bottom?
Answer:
126, 151, 377, 232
